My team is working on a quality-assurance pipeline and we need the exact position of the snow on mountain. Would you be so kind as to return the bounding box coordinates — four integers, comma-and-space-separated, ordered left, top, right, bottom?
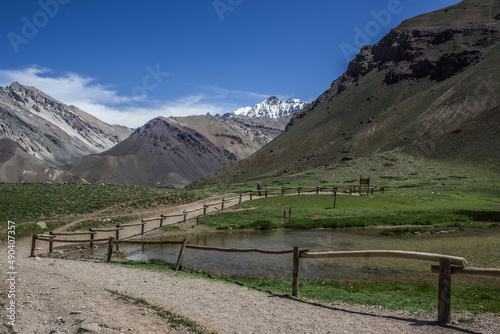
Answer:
232, 96, 308, 118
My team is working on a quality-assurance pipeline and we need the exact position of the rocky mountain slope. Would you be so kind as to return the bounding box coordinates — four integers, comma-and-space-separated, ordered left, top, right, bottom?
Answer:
232, 96, 308, 118
0, 138, 81, 183
0, 82, 131, 166
198, 0, 500, 185
0, 84, 304, 185
70, 117, 237, 188
168, 114, 290, 160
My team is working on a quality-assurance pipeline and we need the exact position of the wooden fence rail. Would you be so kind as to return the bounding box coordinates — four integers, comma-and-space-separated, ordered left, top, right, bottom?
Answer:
51, 231, 96, 236
186, 244, 297, 254
430, 266, 500, 278
300, 250, 468, 267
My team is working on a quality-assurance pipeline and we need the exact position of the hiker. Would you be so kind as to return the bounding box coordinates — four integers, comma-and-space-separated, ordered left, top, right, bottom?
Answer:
257, 181, 263, 196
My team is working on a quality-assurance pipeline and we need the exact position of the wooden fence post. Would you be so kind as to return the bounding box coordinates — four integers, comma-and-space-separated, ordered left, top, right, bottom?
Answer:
30, 234, 38, 257
316, 186, 320, 195
265, 190, 268, 198
292, 246, 300, 297
183, 211, 187, 222
49, 231, 54, 254
221, 199, 225, 211
106, 237, 115, 262
89, 230, 94, 249
175, 239, 189, 271
333, 187, 337, 209
438, 258, 452, 324
115, 224, 120, 240
298, 187, 301, 196
250, 193, 253, 200
282, 187, 285, 196
141, 222, 145, 235
203, 205, 208, 215
288, 208, 292, 222
239, 194, 242, 204
160, 215, 164, 227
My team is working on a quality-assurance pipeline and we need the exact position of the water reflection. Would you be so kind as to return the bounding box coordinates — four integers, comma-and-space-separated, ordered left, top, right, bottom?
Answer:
103, 228, 500, 287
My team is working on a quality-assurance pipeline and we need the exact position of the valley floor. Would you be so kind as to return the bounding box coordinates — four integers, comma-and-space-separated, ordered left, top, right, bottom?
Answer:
2, 212, 500, 333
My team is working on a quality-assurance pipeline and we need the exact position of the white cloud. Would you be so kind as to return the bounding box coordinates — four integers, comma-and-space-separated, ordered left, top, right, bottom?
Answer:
0, 65, 271, 128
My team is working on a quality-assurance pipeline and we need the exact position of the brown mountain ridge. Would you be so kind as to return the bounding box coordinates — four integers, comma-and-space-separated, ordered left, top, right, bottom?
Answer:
70, 117, 237, 188
197, 0, 500, 186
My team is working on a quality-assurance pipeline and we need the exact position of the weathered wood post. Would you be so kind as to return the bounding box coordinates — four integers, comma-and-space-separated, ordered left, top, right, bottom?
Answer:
298, 187, 301, 195
221, 199, 225, 211
250, 192, 253, 200
48, 231, 54, 254
288, 207, 292, 222
239, 194, 242, 204
203, 204, 208, 215
292, 246, 300, 297
106, 237, 115, 262
265, 189, 268, 198
30, 234, 38, 257
160, 215, 164, 227
333, 187, 337, 209
183, 211, 187, 222
141, 222, 145, 235
282, 186, 285, 196
316, 186, 320, 195
115, 224, 120, 240
175, 239, 189, 271
438, 258, 452, 324
89, 230, 94, 249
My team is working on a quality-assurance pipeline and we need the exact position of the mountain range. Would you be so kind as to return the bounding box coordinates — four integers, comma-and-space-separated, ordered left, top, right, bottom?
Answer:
0, 84, 304, 186
232, 96, 308, 118
2, 0, 499, 187
198, 0, 500, 185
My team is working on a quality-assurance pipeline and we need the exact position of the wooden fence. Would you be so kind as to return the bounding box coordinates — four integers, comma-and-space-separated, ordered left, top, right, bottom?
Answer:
31, 185, 357, 250
30, 235, 500, 324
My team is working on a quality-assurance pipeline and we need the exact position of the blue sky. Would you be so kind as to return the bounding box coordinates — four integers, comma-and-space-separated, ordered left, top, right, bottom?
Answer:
1, 0, 461, 127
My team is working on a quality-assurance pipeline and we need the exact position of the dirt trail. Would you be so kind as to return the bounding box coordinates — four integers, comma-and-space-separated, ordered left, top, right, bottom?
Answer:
2, 193, 500, 333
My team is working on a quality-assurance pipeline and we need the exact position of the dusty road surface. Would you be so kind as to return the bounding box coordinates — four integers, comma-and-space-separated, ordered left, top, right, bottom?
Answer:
2, 195, 499, 333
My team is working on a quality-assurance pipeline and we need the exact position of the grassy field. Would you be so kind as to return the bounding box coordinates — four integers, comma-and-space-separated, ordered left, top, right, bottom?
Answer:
0, 182, 208, 239
4, 175, 498, 319
115, 260, 500, 317
197, 177, 500, 232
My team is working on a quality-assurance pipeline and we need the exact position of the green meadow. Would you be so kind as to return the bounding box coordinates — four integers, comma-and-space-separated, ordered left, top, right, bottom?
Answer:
198, 177, 500, 232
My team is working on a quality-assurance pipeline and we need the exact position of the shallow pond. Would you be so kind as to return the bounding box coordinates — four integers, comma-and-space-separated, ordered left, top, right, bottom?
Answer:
99, 228, 500, 287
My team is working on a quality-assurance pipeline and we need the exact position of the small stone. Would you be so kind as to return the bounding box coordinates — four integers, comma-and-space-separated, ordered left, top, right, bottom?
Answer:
36, 221, 47, 229
78, 323, 100, 332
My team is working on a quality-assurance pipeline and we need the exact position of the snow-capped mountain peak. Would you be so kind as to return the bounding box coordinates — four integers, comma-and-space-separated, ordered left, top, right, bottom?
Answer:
232, 96, 308, 118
